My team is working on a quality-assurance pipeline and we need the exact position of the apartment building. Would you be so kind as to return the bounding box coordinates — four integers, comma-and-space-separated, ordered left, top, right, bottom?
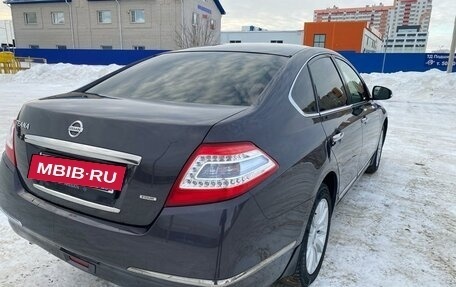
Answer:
314, 0, 433, 53
6, 0, 225, 50
385, 0, 432, 52
314, 4, 392, 37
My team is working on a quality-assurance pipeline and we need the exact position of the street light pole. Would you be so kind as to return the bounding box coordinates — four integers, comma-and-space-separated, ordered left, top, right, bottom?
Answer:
381, 25, 390, 73
447, 16, 456, 73
65, 0, 76, 49
114, 0, 123, 50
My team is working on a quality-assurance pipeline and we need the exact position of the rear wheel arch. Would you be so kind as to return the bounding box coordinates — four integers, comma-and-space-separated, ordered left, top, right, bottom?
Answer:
322, 172, 337, 211
276, 171, 338, 283
383, 118, 388, 141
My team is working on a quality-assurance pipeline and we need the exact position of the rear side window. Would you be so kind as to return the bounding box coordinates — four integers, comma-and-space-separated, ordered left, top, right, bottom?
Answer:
308, 57, 347, 112
291, 67, 317, 113
335, 58, 368, 104
86, 52, 288, 106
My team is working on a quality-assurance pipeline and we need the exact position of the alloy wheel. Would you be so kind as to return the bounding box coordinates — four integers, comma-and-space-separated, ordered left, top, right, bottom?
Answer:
306, 198, 329, 274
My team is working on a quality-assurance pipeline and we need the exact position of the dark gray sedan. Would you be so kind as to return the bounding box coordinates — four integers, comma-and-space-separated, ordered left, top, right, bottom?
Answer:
0, 44, 391, 287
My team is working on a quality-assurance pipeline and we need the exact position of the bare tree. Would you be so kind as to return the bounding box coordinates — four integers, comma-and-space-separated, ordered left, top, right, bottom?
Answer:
175, 21, 218, 49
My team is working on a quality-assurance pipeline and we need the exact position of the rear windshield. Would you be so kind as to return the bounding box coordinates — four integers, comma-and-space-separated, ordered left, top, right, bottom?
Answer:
86, 52, 288, 106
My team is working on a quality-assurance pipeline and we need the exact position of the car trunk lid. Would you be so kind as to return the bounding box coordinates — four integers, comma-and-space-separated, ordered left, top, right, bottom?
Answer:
14, 93, 246, 226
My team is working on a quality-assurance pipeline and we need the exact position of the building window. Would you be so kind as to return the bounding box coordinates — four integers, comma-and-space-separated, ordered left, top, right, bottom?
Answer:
192, 12, 199, 26
51, 12, 64, 25
24, 12, 37, 25
270, 40, 284, 43
313, 34, 326, 47
133, 45, 145, 50
101, 45, 113, 50
56, 45, 67, 49
210, 19, 215, 30
29, 44, 39, 49
229, 40, 241, 43
98, 11, 112, 24
130, 9, 145, 23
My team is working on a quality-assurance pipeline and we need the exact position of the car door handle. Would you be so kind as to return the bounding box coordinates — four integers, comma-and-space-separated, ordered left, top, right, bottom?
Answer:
361, 117, 369, 124
332, 132, 344, 145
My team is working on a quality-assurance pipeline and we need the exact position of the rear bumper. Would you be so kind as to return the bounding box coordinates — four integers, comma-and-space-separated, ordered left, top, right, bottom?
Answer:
4, 214, 295, 287
0, 154, 300, 287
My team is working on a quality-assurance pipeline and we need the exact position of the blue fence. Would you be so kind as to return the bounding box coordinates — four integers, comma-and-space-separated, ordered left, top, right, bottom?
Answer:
339, 51, 456, 73
12, 48, 456, 73
14, 48, 166, 65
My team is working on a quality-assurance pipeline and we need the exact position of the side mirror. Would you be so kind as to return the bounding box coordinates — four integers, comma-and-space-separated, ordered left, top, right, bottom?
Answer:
372, 86, 392, 100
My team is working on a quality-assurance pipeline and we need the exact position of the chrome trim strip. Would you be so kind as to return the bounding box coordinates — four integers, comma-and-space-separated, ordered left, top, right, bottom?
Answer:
288, 53, 327, 118
216, 241, 296, 285
339, 159, 371, 200
127, 269, 214, 287
33, 184, 121, 213
17, 190, 138, 235
319, 104, 354, 116
24, 134, 142, 166
127, 241, 297, 286
338, 175, 358, 200
358, 158, 372, 177
288, 52, 359, 118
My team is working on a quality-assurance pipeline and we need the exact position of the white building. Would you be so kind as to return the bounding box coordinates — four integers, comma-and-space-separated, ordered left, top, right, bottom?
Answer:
0, 20, 14, 47
221, 29, 303, 45
384, 0, 432, 53
6, 0, 225, 50
241, 25, 267, 32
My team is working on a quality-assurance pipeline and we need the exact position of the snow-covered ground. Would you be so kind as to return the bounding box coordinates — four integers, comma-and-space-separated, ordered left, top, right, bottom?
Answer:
0, 65, 455, 287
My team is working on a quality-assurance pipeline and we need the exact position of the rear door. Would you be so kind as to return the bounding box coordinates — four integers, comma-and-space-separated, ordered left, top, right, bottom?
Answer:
334, 57, 383, 170
308, 56, 364, 196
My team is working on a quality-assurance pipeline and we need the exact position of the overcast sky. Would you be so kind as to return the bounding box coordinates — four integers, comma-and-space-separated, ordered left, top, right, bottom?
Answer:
0, 0, 454, 51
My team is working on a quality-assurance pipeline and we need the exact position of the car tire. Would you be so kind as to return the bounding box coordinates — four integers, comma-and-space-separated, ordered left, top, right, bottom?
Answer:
366, 128, 385, 174
296, 184, 332, 287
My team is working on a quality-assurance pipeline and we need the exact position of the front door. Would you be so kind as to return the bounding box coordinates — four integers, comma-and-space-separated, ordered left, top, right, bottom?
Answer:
334, 58, 383, 170
308, 56, 363, 195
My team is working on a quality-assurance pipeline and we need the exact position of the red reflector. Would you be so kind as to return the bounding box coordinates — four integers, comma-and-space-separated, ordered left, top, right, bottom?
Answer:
166, 142, 278, 207
5, 121, 16, 166
68, 255, 90, 268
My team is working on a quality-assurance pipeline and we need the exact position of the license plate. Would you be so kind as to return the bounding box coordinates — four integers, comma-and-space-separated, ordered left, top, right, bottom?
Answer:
28, 154, 126, 191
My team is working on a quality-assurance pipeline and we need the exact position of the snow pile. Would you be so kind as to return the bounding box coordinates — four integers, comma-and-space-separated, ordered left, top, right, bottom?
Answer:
0, 63, 122, 84
0, 65, 455, 287
0, 64, 122, 147
362, 69, 456, 104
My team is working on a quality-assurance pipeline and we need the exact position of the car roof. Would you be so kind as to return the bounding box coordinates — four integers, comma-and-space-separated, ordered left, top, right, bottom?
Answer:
171, 43, 331, 58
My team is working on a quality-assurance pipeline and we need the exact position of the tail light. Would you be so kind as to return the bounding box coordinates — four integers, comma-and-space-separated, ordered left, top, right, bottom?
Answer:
166, 142, 278, 207
5, 120, 16, 166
